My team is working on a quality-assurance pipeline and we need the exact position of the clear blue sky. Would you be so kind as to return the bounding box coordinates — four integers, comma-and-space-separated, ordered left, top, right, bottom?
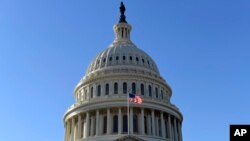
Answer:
0, 0, 249, 141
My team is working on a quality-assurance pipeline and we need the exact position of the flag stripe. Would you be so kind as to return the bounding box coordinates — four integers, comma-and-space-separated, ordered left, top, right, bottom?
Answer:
129, 93, 142, 104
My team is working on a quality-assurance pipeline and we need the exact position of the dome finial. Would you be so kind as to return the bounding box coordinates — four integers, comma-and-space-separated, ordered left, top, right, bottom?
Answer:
119, 2, 127, 23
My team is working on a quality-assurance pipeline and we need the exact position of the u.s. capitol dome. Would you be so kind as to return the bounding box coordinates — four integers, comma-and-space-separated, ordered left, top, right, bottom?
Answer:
63, 2, 183, 141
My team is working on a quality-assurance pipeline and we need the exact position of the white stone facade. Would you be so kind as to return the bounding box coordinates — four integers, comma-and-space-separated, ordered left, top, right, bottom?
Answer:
63, 6, 183, 141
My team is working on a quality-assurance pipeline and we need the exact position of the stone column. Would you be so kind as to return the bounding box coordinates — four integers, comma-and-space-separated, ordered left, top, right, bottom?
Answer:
155, 117, 159, 136
118, 108, 122, 134
151, 110, 155, 136
107, 108, 111, 134
96, 110, 99, 136
93, 84, 96, 98
74, 122, 77, 141
77, 115, 82, 139
168, 114, 172, 140
136, 81, 140, 94
87, 86, 90, 99
147, 114, 151, 135
67, 121, 71, 141
99, 114, 103, 134
174, 118, 178, 141
161, 112, 166, 138
101, 83, 104, 96
145, 82, 148, 97
82, 119, 85, 138
118, 81, 122, 95
127, 81, 131, 93
85, 112, 90, 137
152, 84, 155, 99
64, 122, 68, 141
71, 118, 75, 141
130, 107, 133, 134
64, 122, 66, 141
110, 82, 113, 95
140, 108, 145, 135
90, 116, 94, 136
178, 121, 183, 141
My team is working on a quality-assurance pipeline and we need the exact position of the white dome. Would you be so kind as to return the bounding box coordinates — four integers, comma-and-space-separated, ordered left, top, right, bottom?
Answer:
86, 42, 160, 76
78, 22, 168, 91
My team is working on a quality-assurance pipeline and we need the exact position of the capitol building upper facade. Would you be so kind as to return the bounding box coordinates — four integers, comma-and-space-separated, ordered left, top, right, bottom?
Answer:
63, 2, 183, 141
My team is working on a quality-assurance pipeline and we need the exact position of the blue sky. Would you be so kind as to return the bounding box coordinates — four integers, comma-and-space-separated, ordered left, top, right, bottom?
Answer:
0, 0, 249, 141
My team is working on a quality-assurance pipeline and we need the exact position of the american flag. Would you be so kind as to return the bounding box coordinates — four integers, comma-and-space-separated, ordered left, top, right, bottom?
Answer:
129, 93, 143, 104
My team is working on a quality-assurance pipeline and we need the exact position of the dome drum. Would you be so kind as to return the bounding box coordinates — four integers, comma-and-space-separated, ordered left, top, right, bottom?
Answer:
73, 77, 172, 105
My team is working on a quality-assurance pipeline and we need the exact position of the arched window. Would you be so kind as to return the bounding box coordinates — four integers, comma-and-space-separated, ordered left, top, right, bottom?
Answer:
105, 83, 109, 95
148, 85, 152, 97
97, 85, 101, 96
103, 116, 107, 134
132, 83, 136, 94
114, 82, 118, 94
133, 115, 138, 133
142, 58, 145, 63
123, 56, 126, 60
123, 82, 127, 94
161, 90, 163, 99
155, 87, 158, 98
116, 56, 119, 60
109, 56, 112, 61
141, 84, 144, 95
144, 116, 148, 134
113, 115, 118, 133
130, 56, 133, 61
90, 87, 93, 98
136, 57, 139, 62
123, 115, 128, 132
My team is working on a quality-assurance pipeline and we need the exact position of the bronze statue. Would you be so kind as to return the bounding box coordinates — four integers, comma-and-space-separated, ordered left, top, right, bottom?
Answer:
119, 2, 127, 23
120, 2, 126, 15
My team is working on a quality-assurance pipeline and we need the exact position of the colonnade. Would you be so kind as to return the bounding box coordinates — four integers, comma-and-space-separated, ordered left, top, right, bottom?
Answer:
64, 107, 182, 141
